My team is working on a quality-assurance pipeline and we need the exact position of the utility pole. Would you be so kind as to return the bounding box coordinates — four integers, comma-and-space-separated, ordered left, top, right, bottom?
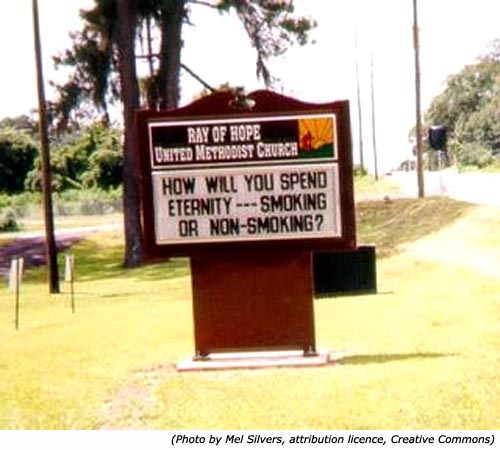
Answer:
370, 51, 379, 181
32, 0, 60, 293
413, 0, 425, 197
354, 25, 365, 171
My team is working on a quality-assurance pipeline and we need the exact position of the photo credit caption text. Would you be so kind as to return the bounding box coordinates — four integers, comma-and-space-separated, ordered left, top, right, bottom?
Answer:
170, 432, 496, 447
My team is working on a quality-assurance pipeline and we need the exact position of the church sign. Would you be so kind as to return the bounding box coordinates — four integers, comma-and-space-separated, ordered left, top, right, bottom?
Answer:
148, 114, 341, 245
138, 99, 355, 257
136, 91, 356, 358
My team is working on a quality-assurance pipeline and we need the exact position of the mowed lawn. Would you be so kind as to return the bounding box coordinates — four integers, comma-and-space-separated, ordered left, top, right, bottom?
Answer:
0, 197, 499, 429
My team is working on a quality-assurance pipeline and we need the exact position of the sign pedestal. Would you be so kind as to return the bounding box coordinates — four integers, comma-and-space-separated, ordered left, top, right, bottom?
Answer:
191, 250, 315, 358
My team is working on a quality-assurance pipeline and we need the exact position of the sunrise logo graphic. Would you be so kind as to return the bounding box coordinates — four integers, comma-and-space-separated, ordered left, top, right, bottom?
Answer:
298, 116, 336, 159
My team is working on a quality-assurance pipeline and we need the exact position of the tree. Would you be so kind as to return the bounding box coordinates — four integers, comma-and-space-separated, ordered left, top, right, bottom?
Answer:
0, 115, 39, 135
425, 39, 500, 168
26, 123, 122, 192
116, 0, 144, 266
0, 127, 38, 194
50, 2, 119, 131
53, 0, 316, 266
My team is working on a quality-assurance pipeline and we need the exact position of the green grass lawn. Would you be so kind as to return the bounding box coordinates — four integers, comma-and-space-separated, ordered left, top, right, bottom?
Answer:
0, 198, 499, 429
353, 173, 401, 201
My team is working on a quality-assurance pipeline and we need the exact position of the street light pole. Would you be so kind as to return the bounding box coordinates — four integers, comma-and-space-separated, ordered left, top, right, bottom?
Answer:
413, 0, 425, 197
32, 0, 60, 293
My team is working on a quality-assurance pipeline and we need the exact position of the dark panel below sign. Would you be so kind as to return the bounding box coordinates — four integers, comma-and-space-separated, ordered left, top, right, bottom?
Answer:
313, 245, 377, 296
191, 250, 316, 356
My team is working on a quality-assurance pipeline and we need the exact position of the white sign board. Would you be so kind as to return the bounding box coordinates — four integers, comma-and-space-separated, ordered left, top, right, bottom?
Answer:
152, 163, 340, 244
144, 111, 351, 248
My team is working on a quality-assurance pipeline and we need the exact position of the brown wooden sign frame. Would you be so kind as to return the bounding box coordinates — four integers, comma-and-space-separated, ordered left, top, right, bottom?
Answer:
135, 90, 356, 358
136, 90, 356, 259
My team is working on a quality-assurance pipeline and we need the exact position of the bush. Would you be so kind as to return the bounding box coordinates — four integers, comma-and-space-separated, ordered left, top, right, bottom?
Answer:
0, 189, 122, 221
0, 130, 38, 194
0, 207, 20, 232
353, 165, 368, 177
0, 192, 42, 220
82, 149, 123, 190
26, 123, 123, 192
53, 188, 123, 216
455, 142, 494, 169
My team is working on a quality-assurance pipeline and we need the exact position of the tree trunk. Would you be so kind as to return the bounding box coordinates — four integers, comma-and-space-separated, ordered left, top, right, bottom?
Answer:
158, 0, 185, 110
116, 0, 144, 267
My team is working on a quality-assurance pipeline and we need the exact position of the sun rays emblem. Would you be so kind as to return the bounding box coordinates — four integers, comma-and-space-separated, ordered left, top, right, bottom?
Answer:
298, 117, 336, 159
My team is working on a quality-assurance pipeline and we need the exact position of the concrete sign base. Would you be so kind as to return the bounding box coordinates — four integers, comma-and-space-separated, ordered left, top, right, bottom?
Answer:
177, 349, 331, 372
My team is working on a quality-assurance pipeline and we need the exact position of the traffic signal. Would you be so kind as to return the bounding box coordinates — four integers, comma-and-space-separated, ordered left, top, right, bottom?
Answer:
428, 125, 447, 150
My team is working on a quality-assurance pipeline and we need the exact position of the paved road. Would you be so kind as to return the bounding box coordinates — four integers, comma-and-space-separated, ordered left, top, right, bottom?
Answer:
390, 170, 500, 206
0, 223, 121, 276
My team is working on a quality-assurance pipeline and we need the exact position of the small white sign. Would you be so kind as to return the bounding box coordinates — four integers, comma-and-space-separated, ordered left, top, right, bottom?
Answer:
65, 253, 74, 282
152, 163, 341, 244
8, 257, 23, 292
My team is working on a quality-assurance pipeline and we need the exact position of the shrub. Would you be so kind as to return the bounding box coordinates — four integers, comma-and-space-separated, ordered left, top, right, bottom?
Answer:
0, 130, 38, 194
455, 142, 494, 169
53, 188, 122, 216
0, 207, 20, 232
26, 123, 123, 192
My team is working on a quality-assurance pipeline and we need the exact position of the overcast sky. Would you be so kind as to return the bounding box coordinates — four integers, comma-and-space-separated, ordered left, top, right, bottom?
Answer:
1, 0, 499, 172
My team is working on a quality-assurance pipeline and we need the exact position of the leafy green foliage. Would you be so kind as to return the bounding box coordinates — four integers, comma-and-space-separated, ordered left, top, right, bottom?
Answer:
453, 142, 495, 169
217, 0, 316, 85
26, 123, 122, 192
50, 3, 119, 130
0, 116, 122, 195
0, 127, 38, 194
425, 39, 500, 169
51, 0, 315, 122
0, 207, 19, 231
0, 190, 122, 231
53, 188, 122, 216
0, 115, 39, 135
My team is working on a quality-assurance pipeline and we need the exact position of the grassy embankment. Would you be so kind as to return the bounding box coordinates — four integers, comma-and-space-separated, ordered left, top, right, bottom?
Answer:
0, 179, 499, 429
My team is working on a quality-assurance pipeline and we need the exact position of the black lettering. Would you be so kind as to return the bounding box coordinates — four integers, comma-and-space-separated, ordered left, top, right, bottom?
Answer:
244, 174, 274, 192
280, 171, 327, 190
260, 193, 327, 212
225, 435, 243, 444
178, 220, 198, 237
246, 215, 315, 234
162, 177, 195, 195
205, 176, 237, 193
167, 198, 231, 216
210, 218, 240, 236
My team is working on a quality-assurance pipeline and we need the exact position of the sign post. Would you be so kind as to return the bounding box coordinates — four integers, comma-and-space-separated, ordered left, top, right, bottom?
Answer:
10, 257, 24, 330
65, 252, 75, 314
137, 90, 356, 362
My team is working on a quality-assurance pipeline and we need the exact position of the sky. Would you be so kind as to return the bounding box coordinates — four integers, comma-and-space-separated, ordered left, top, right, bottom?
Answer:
1, 0, 500, 173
